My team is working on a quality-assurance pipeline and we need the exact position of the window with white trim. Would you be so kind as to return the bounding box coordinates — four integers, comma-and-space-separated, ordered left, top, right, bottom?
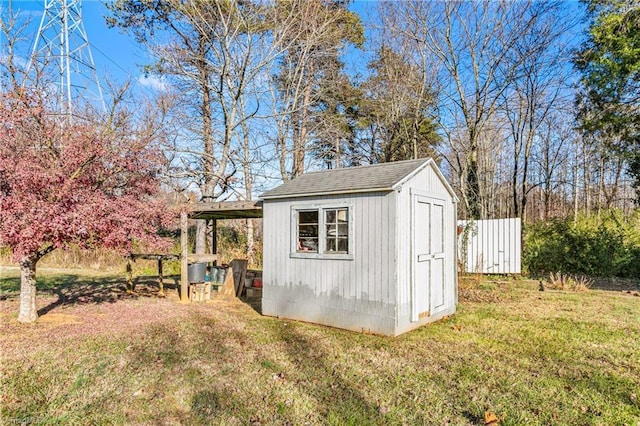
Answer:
297, 210, 319, 252
293, 206, 352, 257
324, 208, 349, 253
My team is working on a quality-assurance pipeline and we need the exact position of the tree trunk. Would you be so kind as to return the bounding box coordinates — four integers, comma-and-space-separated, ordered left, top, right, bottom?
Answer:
18, 256, 38, 323
197, 32, 213, 254
573, 156, 579, 223
246, 218, 255, 266
512, 153, 520, 217
195, 220, 207, 254
466, 140, 481, 219
241, 118, 255, 266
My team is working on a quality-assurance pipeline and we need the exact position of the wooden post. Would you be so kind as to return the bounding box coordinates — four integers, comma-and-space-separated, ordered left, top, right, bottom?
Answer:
180, 211, 189, 302
211, 218, 217, 265
126, 256, 134, 294
157, 258, 165, 297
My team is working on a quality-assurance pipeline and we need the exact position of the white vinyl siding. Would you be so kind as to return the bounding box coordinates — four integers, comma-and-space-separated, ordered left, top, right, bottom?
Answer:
458, 218, 522, 274
395, 169, 458, 334
264, 193, 395, 334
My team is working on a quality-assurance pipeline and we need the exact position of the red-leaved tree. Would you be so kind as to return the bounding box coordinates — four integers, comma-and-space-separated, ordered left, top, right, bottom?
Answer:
0, 93, 174, 323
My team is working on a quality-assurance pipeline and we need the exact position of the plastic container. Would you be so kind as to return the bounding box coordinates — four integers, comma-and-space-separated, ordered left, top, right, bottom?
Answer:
216, 267, 227, 284
187, 263, 206, 283
252, 278, 262, 288
210, 267, 219, 283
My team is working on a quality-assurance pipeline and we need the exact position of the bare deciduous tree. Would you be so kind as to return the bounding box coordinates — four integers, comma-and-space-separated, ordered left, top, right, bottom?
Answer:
381, 0, 576, 219
270, 0, 363, 179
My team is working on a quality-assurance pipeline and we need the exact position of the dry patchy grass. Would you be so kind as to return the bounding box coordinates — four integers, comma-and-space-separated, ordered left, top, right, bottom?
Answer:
1, 269, 639, 425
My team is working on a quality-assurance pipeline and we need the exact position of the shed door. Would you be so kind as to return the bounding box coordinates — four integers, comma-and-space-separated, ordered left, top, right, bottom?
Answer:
412, 195, 446, 322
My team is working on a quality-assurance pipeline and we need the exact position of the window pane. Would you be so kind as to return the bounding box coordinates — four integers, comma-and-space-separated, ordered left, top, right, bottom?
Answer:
337, 238, 348, 252
299, 211, 318, 224
299, 224, 318, 237
299, 238, 318, 252
326, 210, 336, 223
297, 210, 318, 252
324, 208, 349, 254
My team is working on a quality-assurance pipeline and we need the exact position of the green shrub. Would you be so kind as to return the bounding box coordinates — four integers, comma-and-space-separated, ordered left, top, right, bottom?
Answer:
524, 210, 640, 278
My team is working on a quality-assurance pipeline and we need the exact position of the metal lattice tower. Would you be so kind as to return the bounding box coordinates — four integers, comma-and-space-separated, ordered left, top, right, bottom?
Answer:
25, 0, 105, 117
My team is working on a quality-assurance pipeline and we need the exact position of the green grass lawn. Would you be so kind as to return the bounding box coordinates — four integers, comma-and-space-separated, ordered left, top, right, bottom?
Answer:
1, 268, 639, 425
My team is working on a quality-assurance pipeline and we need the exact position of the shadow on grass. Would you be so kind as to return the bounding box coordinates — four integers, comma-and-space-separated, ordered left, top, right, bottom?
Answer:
0, 272, 178, 316
239, 294, 262, 315
274, 324, 383, 423
589, 277, 640, 292
122, 310, 384, 424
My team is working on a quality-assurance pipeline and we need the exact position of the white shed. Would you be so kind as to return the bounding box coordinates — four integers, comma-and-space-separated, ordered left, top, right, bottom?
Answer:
260, 159, 458, 336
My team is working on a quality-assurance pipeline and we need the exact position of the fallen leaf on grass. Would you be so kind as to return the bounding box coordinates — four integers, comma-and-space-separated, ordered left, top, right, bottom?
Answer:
452, 325, 462, 331
484, 411, 499, 425
273, 372, 286, 383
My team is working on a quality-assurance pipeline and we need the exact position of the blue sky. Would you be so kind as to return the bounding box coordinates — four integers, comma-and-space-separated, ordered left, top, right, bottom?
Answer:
1, 0, 164, 95
1, 0, 377, 96
1, 0, 589, 195
1, 0, 587, 95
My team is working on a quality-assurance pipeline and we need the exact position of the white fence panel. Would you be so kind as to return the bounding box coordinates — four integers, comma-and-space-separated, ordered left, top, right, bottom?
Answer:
458, 218, 521, 274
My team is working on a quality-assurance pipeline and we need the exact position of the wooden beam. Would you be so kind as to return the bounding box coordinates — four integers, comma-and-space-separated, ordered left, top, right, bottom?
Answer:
186, 254, 218, 263
187, 200, 263, 220
212, 218, 217, 265
189, 200, 263, 213
180, 211, 189, 302
129, 253, 180, 261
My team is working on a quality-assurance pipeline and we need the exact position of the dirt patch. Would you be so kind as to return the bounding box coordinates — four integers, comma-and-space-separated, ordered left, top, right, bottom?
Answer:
457, 276, 520, 303
459, 275, 640, 302
37, 313, 82, 325
0, 282, 253, 361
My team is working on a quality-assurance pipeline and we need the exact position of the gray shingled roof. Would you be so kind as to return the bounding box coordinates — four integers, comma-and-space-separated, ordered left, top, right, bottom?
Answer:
260, 159, 431, 200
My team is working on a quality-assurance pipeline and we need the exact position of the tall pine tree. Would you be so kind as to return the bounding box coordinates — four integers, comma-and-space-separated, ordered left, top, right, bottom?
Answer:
576, 0, 640, 201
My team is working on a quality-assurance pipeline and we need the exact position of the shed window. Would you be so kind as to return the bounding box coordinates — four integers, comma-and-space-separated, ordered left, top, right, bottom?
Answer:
293, 206, 351, 257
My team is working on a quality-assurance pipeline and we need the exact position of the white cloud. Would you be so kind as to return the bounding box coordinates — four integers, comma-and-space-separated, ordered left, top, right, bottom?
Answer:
15, 9, 44, 22
137, 74, 169, 92
0, 53, 29, 70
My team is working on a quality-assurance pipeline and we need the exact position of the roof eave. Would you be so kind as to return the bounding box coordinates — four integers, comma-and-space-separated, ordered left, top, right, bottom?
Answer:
390, 158, 431, 191
261, 186, 393, 201
391, 158, 460, 202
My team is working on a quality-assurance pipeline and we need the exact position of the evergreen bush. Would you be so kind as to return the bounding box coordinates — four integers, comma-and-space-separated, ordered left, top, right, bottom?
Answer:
523, 210, 640, 278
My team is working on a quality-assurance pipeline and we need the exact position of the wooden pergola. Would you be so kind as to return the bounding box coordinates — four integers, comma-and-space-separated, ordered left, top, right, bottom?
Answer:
179, 200, 263, 302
